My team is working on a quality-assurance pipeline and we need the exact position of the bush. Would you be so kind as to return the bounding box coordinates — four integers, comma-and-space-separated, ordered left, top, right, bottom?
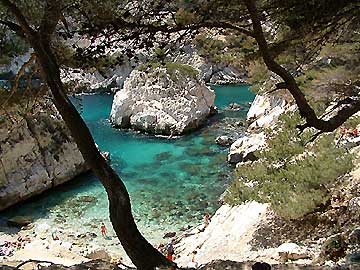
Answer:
136, 61, 198, 81
225, 112, 354, 219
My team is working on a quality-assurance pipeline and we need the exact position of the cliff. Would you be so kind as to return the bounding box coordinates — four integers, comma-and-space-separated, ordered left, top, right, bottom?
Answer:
0, 102, 88, 211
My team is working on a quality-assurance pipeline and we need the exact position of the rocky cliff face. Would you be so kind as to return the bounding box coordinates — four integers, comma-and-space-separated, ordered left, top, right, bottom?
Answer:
227, 90, 295, 164
246, 90, 295, 132
110, 64, 216, 135
0, 104, 88, 211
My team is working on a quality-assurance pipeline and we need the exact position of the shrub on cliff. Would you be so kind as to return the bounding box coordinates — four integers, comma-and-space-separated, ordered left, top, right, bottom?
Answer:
137, 61, 198, 81
225, 112, 354, 219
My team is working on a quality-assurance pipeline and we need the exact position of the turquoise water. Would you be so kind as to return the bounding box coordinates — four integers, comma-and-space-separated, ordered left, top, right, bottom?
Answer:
212, 84, 253, 108
1, 85, 254, 250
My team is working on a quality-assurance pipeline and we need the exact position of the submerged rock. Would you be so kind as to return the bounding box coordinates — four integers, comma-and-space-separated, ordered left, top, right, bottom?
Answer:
7, 216, 33, 227
110, 63, 216, 135
163, 231, 176, 238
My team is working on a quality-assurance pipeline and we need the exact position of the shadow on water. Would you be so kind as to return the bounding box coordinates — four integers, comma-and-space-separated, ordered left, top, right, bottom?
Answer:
0, 171, 99, 223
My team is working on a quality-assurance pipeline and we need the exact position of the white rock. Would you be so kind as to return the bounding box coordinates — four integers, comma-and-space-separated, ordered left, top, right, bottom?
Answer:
228, 133, 266, 164
175, 202, 269, 267
110, 65, 216, 135
0, 103, 88, 211
247, 91, 295, 131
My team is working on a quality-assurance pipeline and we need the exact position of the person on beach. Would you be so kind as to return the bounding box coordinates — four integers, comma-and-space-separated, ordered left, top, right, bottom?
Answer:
100, 222, 107, 238
166, 239, 175, 261
204, 213, 211, 227
158, 243, 165, 254
188, 250, 198, 268
51, 230, 59, 241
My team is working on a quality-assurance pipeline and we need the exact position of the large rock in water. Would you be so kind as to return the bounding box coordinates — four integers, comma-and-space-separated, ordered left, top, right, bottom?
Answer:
110, 63, 216, 135
0, 102, 88, 211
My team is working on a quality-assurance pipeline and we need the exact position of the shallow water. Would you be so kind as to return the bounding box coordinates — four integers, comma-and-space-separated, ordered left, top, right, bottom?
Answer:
1, 84, 254, 252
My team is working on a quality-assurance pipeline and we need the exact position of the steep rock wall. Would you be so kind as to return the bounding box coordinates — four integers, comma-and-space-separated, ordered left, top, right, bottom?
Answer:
0, 104, 88, 211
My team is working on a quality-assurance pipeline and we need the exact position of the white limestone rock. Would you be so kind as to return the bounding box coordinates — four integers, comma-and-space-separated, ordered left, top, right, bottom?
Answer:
227, 133, 266, 164
175, 202, 269, 267
61, 62, 133, 93
0, 104, 88, 211
110, 64, 216, 135
247, 90, 295, 131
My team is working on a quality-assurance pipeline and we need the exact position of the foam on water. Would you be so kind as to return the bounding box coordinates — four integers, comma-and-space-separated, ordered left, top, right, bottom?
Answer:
1, 84, 255, 254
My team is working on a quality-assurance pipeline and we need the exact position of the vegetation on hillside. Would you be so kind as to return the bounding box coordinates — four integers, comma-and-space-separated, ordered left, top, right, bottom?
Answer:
137, 61, 198, 81
225, 112, 358, 219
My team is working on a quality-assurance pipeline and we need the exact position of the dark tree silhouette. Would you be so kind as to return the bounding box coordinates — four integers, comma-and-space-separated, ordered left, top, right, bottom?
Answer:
0, 1, 175, 269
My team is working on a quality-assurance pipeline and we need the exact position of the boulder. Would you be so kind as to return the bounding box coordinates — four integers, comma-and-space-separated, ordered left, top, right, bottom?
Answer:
215, 136, 234, 147
85, 248, 112, 261
319, 233, 347, 261
246, 91, 295, 131
227, 133, 266, 164
277, 242, 311, 262
110, 64, 216, 135
7, 216, 33, 227
349, 228, 360, 245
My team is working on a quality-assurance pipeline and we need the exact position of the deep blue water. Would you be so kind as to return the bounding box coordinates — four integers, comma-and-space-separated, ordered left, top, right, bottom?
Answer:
1, 84, 254, 246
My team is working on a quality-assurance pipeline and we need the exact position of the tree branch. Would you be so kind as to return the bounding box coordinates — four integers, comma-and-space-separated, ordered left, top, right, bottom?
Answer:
39, 0, 61, 43
0, 0, 36, 37
16, 259, 53, 269
0, 19, 25, 37
244, 0, 360, 133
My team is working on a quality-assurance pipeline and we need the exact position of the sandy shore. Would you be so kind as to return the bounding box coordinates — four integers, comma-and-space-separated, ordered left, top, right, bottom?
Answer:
0, 202, 320, 269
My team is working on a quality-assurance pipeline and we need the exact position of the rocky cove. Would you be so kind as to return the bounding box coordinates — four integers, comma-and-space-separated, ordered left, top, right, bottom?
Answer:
1, 81, 359, 269
0, 84, 259, 265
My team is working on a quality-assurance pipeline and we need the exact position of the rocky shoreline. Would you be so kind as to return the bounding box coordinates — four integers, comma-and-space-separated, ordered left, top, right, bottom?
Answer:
1, 90, 359, 270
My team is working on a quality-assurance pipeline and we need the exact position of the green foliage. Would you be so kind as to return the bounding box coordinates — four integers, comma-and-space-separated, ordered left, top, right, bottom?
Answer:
247, 60, 271, 94
225, 112, 354, 219
137, 61, 198, 81
193, 33, 255, 68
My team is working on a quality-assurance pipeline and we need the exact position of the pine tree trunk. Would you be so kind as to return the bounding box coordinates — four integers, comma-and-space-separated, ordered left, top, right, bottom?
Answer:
29, 37, 175, 270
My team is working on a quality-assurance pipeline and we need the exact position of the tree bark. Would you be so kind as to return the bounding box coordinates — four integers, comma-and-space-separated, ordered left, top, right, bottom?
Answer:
1, 0, 175, 269
244, 0, 360, 132
32, 40, 175, 270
